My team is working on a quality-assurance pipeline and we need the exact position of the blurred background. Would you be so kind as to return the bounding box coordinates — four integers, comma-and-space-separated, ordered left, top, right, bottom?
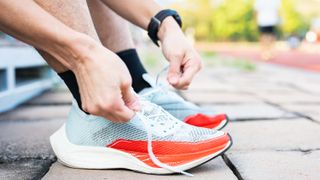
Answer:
0, 0, 319, 112
1, 0, 320, 112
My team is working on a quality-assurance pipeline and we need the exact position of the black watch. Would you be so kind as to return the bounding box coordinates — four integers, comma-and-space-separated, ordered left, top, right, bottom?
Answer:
147, 9, 182, 46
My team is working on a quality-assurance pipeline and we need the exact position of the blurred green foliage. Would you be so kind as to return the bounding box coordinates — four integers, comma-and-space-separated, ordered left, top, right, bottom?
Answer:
172, 0, 309, 41
280, 0, 309, 37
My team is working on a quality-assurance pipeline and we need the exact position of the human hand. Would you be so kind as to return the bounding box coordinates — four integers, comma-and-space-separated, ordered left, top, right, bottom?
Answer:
66, 35, 140, 123
158, 17, 202, 89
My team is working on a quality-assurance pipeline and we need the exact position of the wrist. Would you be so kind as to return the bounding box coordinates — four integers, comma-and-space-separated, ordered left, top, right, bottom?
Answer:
157, 17, 183, 42
51, 32, 100, 71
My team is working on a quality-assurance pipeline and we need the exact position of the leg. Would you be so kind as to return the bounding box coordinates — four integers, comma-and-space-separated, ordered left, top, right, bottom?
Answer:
87, 0, 150, 92
34, 0, 100, 72
34, 0, 100, 108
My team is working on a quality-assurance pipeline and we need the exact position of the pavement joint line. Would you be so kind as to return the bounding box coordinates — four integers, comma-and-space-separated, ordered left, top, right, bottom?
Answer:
222, 154, 244, 180
247, 87, 320, 105
183, 89, 254, 95
289, 112, 320, 125
24, 102, 72, 106
0, 156, 57, 179
263, 101, 320, 125
278, 82, 319, 95
275, 148, 320, 154
229, 116, 301, 122
191, 102, 265, 105
178, 90, 246, 179
0, 155, 56, 163
255, 97, 303, 114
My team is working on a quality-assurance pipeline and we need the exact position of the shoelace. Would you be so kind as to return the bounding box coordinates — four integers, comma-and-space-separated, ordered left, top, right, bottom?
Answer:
136, 101, 193, 177
140, 66, 192, 103
140, 66, 170, 98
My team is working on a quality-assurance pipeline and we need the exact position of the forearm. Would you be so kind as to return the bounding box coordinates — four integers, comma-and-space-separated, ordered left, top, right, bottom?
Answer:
0, 0, 92, 70
100, 0, 182, 42
100, 0, 164, 30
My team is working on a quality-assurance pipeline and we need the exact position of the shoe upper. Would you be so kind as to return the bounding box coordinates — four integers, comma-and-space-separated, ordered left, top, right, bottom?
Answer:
139, 74, 216, 121
66, 100, 222, 147
64, 99, 230, 172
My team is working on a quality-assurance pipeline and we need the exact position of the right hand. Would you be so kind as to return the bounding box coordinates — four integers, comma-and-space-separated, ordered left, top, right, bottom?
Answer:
68, 36, 140, 123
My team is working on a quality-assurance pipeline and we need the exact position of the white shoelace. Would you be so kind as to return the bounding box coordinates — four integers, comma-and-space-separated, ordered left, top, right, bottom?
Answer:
140, 66, 169, 97
136, 102, 193, 177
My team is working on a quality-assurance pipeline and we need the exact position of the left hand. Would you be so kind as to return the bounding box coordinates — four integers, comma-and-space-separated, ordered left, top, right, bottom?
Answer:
158, 17, 202, 90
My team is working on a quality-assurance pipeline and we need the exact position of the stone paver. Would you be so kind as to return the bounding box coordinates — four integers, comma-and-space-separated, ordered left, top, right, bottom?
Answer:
26, 90, 72, 105
0, 159, 53, 180
43, 157, 237, 180
223, 119, 320, 179
226, 150, 320, 180
254, 91, 320, 105
224, 119, 320, 151
0, 119, 63, 161
202, 103, 296, 120
187, 73, 237, 92
281, 104, 320, 122
2, 56, 320, 179
0, 118, 63, 179
0, 105, 70, 121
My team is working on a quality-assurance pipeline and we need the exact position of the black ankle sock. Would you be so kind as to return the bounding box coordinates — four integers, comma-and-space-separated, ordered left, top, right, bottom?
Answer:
58, 49, 148, 110
58, 71, 83, 110
116, 49, 151, 92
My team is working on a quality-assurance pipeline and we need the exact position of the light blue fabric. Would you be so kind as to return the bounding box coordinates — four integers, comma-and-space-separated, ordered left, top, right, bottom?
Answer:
139, 74, 215, 121
65, 100, 218, 147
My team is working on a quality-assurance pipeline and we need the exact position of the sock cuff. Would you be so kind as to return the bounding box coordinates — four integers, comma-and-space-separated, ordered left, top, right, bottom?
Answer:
116, 48, 138, 57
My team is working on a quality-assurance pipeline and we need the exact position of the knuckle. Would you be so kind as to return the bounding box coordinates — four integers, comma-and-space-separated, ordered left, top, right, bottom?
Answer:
185, 80, 191, 86
122, 79, 132, 88
86, 105, 98, 115
169, 53, 183, 60
81, 105, 87, 112
99, 102, 112, 111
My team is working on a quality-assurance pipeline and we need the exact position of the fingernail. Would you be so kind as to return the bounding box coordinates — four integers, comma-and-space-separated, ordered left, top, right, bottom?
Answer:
169, 76, 179, 84
130, 100, 141, 111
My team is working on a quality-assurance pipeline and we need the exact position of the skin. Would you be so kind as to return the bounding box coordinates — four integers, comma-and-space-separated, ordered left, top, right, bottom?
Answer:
87, 0, 134, 52
100, 0, 203, 89
0, 0, 202, 122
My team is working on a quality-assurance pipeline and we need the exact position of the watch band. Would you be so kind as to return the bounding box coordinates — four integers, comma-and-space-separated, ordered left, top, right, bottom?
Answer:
147, 9, 182, 46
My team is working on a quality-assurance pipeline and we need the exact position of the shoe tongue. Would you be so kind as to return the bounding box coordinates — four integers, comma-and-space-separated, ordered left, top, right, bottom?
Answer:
142, 74, 157, 87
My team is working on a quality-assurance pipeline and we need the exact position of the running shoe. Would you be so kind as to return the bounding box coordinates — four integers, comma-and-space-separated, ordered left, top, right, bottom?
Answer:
139, 74, 229, 130
50, 100, 232, 175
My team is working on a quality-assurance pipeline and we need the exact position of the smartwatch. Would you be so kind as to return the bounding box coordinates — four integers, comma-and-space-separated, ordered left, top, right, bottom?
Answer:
147, 9, 182, 46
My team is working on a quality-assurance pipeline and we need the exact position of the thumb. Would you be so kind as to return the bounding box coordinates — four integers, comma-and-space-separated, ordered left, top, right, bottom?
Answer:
121, 86, 141, 111
167, 59, 181, 85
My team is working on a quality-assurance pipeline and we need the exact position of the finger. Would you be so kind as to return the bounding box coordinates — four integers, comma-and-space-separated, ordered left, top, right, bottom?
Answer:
167, 58, 181, 86
178, 65, 199, 88
103, 105, 135, 123
121, 85, 141, 112
113, 105, 136, 123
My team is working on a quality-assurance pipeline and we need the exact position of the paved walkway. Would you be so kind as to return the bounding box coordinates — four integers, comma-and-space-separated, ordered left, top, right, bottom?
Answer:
1, 61, 320, 179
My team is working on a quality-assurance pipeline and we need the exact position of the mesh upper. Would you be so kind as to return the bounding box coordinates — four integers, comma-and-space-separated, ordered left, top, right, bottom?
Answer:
139, 87, 215, 120
65, 100, 220, 147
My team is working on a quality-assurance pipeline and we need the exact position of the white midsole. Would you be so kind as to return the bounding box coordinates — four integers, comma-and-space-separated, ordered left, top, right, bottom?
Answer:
216, 120, 228, 130
50, 125, 231, 174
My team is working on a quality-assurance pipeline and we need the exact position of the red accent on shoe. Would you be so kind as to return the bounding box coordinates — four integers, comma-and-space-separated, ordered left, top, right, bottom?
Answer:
184, 114, 227, 129
107, 133, 230, 168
